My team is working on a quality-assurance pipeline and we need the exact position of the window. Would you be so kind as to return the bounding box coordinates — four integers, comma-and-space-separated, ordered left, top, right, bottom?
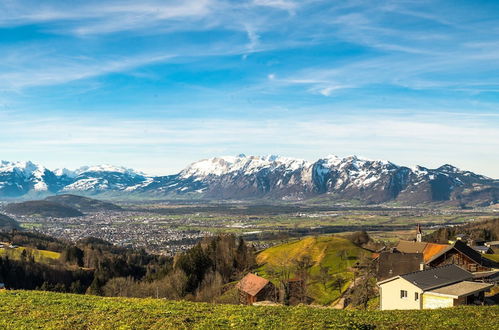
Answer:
400, 290, 408, 299
415, 292, 419, 300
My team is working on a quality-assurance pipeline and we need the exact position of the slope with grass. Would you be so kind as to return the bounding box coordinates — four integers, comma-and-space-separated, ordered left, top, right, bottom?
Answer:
256, 235, 369, 304
0, 290, 497, 329
0, 246, 60, 264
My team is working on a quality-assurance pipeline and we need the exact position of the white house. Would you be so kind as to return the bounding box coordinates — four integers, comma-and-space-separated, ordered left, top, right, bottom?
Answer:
377, 264, 493, 310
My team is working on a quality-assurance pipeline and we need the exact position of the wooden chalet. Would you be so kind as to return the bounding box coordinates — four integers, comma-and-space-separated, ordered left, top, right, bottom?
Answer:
427, 240, 499, 272
236, 273, 276, 305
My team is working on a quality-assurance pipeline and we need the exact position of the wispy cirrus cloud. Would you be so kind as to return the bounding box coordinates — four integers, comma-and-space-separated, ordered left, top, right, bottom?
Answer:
1, 0, 499, 177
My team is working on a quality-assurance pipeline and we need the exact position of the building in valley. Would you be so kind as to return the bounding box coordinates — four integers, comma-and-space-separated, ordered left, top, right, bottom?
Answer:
377, 264, 493, 310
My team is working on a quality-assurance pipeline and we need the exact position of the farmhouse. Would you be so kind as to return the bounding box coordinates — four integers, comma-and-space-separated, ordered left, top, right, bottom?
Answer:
427, 240, 499, 272
377, 264, 493, 310
236, 273, 276, 305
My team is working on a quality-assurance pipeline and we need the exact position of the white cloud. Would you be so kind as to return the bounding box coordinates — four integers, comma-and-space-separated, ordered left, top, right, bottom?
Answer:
1, 112, 498, 177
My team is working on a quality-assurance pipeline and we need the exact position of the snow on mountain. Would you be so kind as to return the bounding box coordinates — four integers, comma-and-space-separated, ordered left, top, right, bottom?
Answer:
53, 168, 77, 178
74, 164, 145, 177
0, 160, 52, 193
180, 154, 310, 179
0, 156, 496, 205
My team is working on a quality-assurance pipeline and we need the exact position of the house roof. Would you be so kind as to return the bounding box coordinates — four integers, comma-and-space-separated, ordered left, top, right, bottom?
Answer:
427, 281, 493, 298
427, 240, 499, 268
395, 240, 427, 254
377, 252, 423, 281
236, 273, 270, 296
472, 270, 499, 281
395, 240, 449, 263
472, 246, 492, 253
400, 264, 472, 290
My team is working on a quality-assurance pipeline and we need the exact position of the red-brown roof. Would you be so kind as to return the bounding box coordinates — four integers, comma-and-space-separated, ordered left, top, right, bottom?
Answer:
236, 273, 269, 296
395, 240, 449, 263
422, 243, 449, 263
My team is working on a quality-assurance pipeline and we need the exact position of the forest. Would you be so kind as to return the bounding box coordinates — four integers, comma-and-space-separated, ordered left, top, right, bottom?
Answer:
0, 230, 255, 303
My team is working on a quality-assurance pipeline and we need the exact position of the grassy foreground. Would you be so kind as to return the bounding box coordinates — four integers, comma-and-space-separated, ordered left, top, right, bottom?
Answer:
1, 291, 498, 329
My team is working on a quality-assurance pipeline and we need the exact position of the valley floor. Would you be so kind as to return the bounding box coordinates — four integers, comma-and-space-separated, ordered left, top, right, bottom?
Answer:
0, 291, 498, 329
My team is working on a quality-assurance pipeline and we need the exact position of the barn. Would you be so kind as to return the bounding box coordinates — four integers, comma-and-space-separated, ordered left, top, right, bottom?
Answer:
236, 273, 277, 305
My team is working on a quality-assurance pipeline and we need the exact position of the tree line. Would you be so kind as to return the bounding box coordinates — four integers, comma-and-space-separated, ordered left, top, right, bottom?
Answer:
0, 230, 255, 303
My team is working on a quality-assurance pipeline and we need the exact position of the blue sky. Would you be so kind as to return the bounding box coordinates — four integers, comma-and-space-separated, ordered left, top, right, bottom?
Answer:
1, 0, 499, 177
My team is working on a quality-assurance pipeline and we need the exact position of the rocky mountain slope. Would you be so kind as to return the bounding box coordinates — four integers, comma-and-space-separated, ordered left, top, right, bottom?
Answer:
0, 155, 497, 206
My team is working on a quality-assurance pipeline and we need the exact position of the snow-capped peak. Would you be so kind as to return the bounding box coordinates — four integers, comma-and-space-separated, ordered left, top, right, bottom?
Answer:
180, 154, 309, 179
54, 168, 77, 178
74, 164, 145, 177
0, 160, 49, 191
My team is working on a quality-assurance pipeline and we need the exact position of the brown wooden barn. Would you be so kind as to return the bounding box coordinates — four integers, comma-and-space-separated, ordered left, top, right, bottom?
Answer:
427, 240, 499, 272
236, 273, 277, 305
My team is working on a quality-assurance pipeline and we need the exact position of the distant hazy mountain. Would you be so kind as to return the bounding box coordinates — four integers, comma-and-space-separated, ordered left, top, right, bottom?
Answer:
45, 194, 122, 212
0, 155, 497, 206
0, 213, 21, 231
4, 200, 84, 218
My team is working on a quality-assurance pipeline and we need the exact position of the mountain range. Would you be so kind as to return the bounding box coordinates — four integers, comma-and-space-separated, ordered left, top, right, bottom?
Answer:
0, 155, 497, 206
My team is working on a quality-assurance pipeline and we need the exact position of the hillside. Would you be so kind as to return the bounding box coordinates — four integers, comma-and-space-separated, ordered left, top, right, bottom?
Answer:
0, 246, 60, 264
44, 194, 122, 212
0, 291, 497, 329
256, 235, 369, 304
4, 200, 83, 218
0, 214, 20, 231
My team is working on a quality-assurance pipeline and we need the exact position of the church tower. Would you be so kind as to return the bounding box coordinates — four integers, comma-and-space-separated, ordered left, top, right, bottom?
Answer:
416, 224, 423, 242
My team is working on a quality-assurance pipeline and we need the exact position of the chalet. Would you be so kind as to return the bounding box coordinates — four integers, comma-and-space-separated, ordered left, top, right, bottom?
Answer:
427, 240, 499, 272
236, 273, 276, 305
376, 251, 423, 281
377, 265, 493, 310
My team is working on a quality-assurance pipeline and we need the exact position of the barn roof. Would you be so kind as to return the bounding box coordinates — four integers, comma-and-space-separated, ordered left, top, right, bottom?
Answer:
395, 240, 449, 263
377, 252, 423, 281
236, 273, 270, 296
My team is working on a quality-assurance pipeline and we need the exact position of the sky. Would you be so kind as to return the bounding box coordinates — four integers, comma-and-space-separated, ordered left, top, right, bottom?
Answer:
1, 0, 499, 178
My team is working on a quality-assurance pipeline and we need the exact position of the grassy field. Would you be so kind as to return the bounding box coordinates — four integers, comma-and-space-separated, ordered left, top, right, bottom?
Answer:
0, 290, 498, 329
256, 235, 368, 304
484, 254, 499, 262
0, 247, 60, 263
